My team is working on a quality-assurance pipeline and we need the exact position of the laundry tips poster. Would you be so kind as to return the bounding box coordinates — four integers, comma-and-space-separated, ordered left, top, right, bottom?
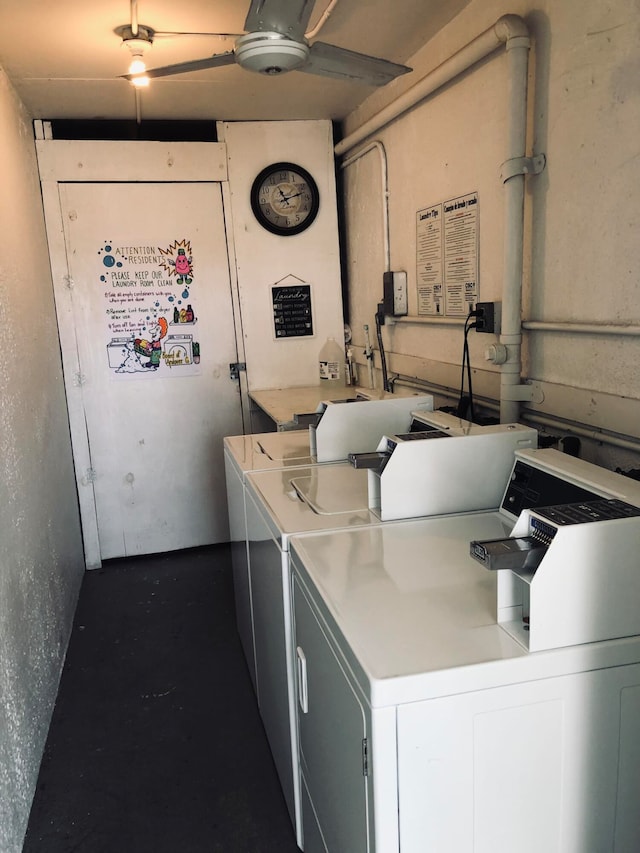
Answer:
101, 238, 201, 379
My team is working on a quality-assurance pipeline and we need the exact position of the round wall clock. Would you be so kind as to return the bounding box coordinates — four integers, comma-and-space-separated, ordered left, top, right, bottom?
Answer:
250, 162, 320, 236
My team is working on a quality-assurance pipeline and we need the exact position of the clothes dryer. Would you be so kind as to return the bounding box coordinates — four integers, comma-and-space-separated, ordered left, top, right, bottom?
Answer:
289, 448, 640, 852
224, 431, 313, 691
242, 421, 537, 845
224, 393, 433, 689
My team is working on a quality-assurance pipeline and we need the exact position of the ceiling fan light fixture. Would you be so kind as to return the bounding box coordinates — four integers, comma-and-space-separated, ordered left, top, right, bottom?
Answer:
112, 3, 410, 88
128, 54, 147, 75
126, 47, 150, 86
118, 24, 154, 82
235, 31, 309, 75
130, 73, 150, 88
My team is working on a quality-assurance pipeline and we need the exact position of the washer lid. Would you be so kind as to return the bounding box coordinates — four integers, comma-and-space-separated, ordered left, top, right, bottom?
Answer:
256, 432, 311, 463
289, 466, 370, 515
224, 432, 312, 475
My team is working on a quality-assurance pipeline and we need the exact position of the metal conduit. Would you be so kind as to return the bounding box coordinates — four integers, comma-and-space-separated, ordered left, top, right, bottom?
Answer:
522, 321, 640, 337
521, 412, 640, 454
390, 318, 640, 336
391, 376, 640, 454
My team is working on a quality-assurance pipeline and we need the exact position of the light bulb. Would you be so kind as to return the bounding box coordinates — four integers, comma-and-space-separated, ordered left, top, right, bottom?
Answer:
122, 29, 153, 84
128, 55, 146, 75
131, 74, 150, 88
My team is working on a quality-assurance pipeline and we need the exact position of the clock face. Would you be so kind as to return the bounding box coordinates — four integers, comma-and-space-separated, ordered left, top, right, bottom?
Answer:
250, 162, 320, 236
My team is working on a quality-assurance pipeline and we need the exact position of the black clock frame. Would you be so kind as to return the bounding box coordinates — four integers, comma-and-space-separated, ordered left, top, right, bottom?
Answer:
250, 162, 320, 236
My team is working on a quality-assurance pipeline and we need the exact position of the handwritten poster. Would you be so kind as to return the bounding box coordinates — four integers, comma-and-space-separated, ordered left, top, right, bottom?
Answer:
101, 239, 201, 378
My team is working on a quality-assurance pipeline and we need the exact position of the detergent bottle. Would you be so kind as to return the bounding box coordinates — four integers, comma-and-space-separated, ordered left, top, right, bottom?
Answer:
318, 336, 345, 388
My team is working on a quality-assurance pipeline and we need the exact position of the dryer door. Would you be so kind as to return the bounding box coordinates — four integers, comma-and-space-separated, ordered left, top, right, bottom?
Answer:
293, 573, 370, 852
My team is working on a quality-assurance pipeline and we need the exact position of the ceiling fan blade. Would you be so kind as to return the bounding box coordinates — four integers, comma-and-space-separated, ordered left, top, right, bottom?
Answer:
304, 41, 412, 86
153, 30, 244, 39
122, 51, 236, 81
244, 0, 316, 39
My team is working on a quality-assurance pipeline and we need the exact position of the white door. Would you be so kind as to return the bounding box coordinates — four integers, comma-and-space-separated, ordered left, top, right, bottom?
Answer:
58, 181, 242, 561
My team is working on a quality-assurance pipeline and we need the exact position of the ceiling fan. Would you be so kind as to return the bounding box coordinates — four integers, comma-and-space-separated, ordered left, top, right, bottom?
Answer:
122, 0, 412, 87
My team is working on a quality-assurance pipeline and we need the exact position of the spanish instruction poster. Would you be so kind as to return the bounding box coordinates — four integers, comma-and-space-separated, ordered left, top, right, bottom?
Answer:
101, 239, 201, 379
416, 192, 479, 316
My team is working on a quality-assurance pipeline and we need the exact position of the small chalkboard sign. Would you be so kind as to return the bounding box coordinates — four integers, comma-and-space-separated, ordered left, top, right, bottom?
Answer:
272, 283, 314, 339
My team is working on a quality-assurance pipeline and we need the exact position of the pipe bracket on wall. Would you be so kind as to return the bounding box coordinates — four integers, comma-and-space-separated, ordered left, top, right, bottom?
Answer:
500, 153, 546, 183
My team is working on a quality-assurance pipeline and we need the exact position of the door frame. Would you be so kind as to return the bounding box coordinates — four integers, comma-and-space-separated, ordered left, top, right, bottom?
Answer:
35, 122, 250, 568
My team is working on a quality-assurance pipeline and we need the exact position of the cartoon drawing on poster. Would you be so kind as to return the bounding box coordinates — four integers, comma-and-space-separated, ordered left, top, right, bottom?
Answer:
101, 238, 201, 378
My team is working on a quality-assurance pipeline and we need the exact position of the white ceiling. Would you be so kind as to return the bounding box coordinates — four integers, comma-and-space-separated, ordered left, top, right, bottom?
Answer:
0, 0, 471, 124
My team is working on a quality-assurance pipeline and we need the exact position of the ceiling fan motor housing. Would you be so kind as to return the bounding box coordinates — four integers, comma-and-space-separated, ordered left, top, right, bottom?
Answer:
235, 31, 309, 74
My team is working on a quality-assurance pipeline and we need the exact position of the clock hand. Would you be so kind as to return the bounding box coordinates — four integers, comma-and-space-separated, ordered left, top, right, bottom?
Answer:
275, 187, 296, 207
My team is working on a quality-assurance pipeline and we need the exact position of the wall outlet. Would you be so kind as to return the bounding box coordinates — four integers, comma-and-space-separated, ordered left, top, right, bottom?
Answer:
383, 271, 408, 316
475, 301, 498, 334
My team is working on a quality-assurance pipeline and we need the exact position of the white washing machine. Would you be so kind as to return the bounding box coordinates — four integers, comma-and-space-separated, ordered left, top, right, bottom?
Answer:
289, 448, 640, 853
307, 394, 433, 462
242, 421, 538, 846
244, 462, 376, 844
223, 393, 433, 691
224, 431, 314, 693
351, 420, 538, 520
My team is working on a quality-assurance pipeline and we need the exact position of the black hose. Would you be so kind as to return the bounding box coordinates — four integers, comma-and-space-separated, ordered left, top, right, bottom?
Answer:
375, 311, 391, 392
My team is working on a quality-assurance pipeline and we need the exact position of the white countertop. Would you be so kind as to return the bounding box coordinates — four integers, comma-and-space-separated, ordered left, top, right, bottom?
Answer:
249, 384, 420, 428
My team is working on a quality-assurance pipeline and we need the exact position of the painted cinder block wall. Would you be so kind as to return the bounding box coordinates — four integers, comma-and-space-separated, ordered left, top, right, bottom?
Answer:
0, 69, 85, 853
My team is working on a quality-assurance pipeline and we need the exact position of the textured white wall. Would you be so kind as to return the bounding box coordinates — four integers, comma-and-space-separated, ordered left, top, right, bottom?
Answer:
340, 0, 640, 469
0, 71, 85, 853
220, 120, 345, 391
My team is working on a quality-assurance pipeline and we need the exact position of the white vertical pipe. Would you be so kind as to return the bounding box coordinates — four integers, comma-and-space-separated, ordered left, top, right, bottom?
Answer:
341, 141, 391, 272
499, 28, 530, 423
135, 87, 142, 124
130, 0, 139, 37
335, 16, 532, 423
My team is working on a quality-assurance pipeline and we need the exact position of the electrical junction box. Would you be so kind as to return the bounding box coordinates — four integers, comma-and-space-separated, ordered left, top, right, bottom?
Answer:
383, 271, 408, 316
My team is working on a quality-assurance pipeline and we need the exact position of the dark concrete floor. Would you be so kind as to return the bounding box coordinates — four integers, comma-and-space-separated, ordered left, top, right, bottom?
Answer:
23, 544, 300, 853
